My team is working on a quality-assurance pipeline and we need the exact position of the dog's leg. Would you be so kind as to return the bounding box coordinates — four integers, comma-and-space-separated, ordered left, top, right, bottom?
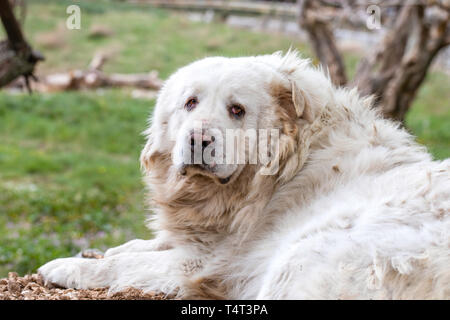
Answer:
104, 237, 172, 257
38, 250, 187, 296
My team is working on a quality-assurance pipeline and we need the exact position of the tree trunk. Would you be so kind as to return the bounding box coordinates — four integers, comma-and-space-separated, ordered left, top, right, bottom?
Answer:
297, 0, 450, 122
0, 0, 43, 88
352, 2, 449, 121
298, 0, 347, 86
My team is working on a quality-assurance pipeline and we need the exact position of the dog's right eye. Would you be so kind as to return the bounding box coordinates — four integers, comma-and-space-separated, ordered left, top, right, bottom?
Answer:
184, 97, 198, 111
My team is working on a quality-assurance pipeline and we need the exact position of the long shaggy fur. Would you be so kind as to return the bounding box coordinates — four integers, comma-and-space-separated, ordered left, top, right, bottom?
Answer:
39, 51, 449, 299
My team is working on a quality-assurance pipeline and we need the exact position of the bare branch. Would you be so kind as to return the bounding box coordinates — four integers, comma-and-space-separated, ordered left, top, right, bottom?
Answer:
298, 0, 348, 86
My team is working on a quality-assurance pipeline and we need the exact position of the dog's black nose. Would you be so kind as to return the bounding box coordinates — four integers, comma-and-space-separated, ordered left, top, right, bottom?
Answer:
190, 131, 213, 152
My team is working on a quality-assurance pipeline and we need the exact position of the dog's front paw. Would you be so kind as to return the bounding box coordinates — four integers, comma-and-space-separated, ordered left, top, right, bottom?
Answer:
38, 257, 103, 289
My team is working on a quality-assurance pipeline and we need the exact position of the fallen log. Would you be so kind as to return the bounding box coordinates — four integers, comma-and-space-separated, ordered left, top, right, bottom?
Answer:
8, 53, 163, 93
39, 69, 163, 92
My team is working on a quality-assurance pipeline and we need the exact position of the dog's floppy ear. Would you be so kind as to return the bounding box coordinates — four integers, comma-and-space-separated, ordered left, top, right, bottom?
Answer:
266, 75, 324, 182
290, 80, 314, 124
259, 50, 333, 181
140, 125, 167, 173
260, 50, 330, 125
140, 128, 155, 172
271, 79, 314, 125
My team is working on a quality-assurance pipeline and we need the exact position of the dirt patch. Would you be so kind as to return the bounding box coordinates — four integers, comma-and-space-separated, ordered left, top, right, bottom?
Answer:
0, 272, 168, 300
35, 23, 68, 50
88, 24, 114, 39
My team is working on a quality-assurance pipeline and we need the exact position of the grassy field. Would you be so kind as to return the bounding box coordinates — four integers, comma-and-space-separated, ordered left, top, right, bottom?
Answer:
0, 0, 448, 277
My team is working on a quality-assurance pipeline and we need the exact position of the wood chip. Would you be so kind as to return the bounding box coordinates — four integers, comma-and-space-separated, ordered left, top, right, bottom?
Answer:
0, 274, 169, 300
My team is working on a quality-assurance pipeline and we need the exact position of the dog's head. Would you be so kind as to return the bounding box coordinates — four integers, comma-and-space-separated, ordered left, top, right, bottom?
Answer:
141, 51, 332, 187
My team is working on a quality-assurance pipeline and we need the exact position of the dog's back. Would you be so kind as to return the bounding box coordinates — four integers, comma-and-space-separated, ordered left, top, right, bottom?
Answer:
238, 87, 450, 299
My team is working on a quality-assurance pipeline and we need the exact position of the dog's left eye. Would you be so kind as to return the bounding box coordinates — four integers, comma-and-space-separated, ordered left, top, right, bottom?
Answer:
184, 97, 198, 111
229, 104, 245, 119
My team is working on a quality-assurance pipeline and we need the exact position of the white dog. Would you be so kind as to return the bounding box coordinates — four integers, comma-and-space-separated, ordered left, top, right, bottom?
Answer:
39, 51, 449, 299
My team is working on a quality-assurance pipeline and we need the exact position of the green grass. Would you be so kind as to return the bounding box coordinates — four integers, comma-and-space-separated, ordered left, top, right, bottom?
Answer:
0, 91, 151, 276
19, 0, 312, 77
406, 72, 450, 160
0, 0, 448, 277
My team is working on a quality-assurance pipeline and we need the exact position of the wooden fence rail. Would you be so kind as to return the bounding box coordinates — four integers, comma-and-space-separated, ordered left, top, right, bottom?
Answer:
128, 0, 298, 19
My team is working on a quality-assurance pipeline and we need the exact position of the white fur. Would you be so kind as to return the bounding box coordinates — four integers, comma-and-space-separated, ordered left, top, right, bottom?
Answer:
39, 51, 450, 299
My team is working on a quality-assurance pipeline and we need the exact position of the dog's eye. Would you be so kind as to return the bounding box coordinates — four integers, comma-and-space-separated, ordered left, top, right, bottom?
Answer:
229, 104, 245, 119
184, 97, 198, 111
